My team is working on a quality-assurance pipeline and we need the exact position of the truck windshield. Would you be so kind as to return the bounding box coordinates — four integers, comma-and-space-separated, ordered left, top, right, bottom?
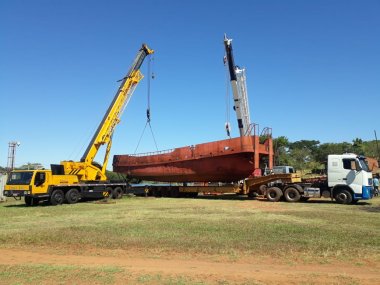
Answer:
358, 159, 370, 172
7, 171, 34, 185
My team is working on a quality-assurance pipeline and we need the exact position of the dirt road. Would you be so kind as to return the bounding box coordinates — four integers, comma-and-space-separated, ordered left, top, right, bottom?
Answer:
0, 248, 379, 284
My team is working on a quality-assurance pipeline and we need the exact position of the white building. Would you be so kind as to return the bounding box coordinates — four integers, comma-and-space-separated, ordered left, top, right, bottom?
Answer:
0, 174, 7, 201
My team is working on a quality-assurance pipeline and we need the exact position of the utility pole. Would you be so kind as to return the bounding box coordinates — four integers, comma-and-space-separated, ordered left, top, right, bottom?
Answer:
375, 130, 380, 165
7, 141, 20, 172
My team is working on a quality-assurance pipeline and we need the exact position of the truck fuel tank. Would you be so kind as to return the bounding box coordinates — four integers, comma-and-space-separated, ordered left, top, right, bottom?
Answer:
303, 187, 320, 198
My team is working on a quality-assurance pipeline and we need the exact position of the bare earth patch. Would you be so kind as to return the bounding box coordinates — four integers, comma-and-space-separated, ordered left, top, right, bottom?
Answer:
1, 248, 379, 284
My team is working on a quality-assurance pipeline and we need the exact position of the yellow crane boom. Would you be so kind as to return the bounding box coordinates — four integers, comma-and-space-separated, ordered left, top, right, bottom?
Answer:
61, 44, 154, 181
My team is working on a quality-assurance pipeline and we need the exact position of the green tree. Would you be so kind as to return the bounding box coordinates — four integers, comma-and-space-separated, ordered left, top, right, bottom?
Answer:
314, 142, 352, 163
287, 140, 320, 173
18, 163, 44, 170
273, 136, 379, 172
352, 138, 364, 155
289, 140, 320, 154
288, 147, 311, 174
362, 140, 380, 158
273, 136, 290, 165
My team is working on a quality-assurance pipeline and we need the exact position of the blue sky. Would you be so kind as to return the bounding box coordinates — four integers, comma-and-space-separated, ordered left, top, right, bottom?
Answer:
1, 0, 379, 168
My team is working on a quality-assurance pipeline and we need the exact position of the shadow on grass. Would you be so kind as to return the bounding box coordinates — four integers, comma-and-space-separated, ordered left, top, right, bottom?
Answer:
4, 201, 51, 208
3, 198, 117, 208
359, 206, 380, 212
196, 194, 251, 201
303, 200, 372, 206
176, 195, 373, 206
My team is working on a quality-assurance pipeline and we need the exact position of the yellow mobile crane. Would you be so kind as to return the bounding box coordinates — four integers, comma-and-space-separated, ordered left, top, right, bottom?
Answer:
4, 44, 154, 206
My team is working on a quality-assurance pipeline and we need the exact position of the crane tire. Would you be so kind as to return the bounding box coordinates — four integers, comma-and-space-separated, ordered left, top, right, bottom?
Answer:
284, 187, 301, 202
50, 189, 64, 206
106, 187, 114, 199
266, 187, 283, 202
65, 188, 80, 204
112, 187, 123, 199
25, 196, 39, 206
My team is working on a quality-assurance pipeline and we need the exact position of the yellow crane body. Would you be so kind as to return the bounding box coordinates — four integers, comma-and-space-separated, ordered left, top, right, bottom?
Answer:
3, 44, 153, 206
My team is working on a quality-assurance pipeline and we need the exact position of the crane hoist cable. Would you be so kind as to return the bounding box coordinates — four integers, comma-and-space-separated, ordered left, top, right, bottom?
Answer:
224, 55, 231, 138
134, 55, 159, 154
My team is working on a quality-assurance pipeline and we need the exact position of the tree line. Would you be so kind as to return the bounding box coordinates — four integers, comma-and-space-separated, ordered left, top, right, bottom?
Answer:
273, 137, 379, 173
1, 138, 379, 176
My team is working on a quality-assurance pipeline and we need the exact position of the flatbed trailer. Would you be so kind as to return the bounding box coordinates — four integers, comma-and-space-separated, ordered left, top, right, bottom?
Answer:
128, 173, 307, 199
128, 154, 374, 205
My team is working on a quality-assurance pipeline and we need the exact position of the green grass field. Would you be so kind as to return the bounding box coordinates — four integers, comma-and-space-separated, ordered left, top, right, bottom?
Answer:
0, 195, 379, 284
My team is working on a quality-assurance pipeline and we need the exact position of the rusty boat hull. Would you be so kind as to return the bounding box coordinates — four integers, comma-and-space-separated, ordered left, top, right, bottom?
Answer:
113, 135, 273, 183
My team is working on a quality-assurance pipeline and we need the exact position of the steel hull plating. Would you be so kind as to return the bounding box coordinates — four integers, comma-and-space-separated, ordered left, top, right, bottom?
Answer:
113, 136, 272, 182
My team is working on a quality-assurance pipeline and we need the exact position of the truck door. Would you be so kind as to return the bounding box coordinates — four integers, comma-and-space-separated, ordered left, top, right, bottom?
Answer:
32, 171, 49, 195
327, 157, 340, 186
341, 158, 362, 194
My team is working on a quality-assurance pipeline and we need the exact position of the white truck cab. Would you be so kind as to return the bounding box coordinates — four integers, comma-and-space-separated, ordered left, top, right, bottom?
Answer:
327, 154, 373, 203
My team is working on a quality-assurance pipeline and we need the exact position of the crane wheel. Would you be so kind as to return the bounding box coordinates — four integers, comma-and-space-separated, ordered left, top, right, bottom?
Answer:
284, 187, 301, 202
24, 196, 38, 206
266, 187, 282, 202
65, 188, 80, 204
24, 196, 32, 206
50, 189, 64, 206
106, 187, 123, 199
114, 187, 123, 199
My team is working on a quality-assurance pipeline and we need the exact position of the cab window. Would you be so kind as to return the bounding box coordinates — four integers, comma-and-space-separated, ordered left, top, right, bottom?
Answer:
34, 172, 46, 186
7, 172, 33, 185
343, 159, 356, 170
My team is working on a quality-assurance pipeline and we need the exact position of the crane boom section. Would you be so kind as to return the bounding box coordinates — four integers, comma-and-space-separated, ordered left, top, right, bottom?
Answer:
224, 35, 251, 137
61, 44, 154, 181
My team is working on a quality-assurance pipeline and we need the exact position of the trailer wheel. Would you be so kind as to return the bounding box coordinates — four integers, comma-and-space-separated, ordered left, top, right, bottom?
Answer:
259, 184, 268, 195
50, 189, 64, 206
113, 187, 123, 199
65, 188, 80, 204
284, 187, 301, 202
171, 188, 179, 198
334, 189, 352, 204
266, 187, 282, 202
